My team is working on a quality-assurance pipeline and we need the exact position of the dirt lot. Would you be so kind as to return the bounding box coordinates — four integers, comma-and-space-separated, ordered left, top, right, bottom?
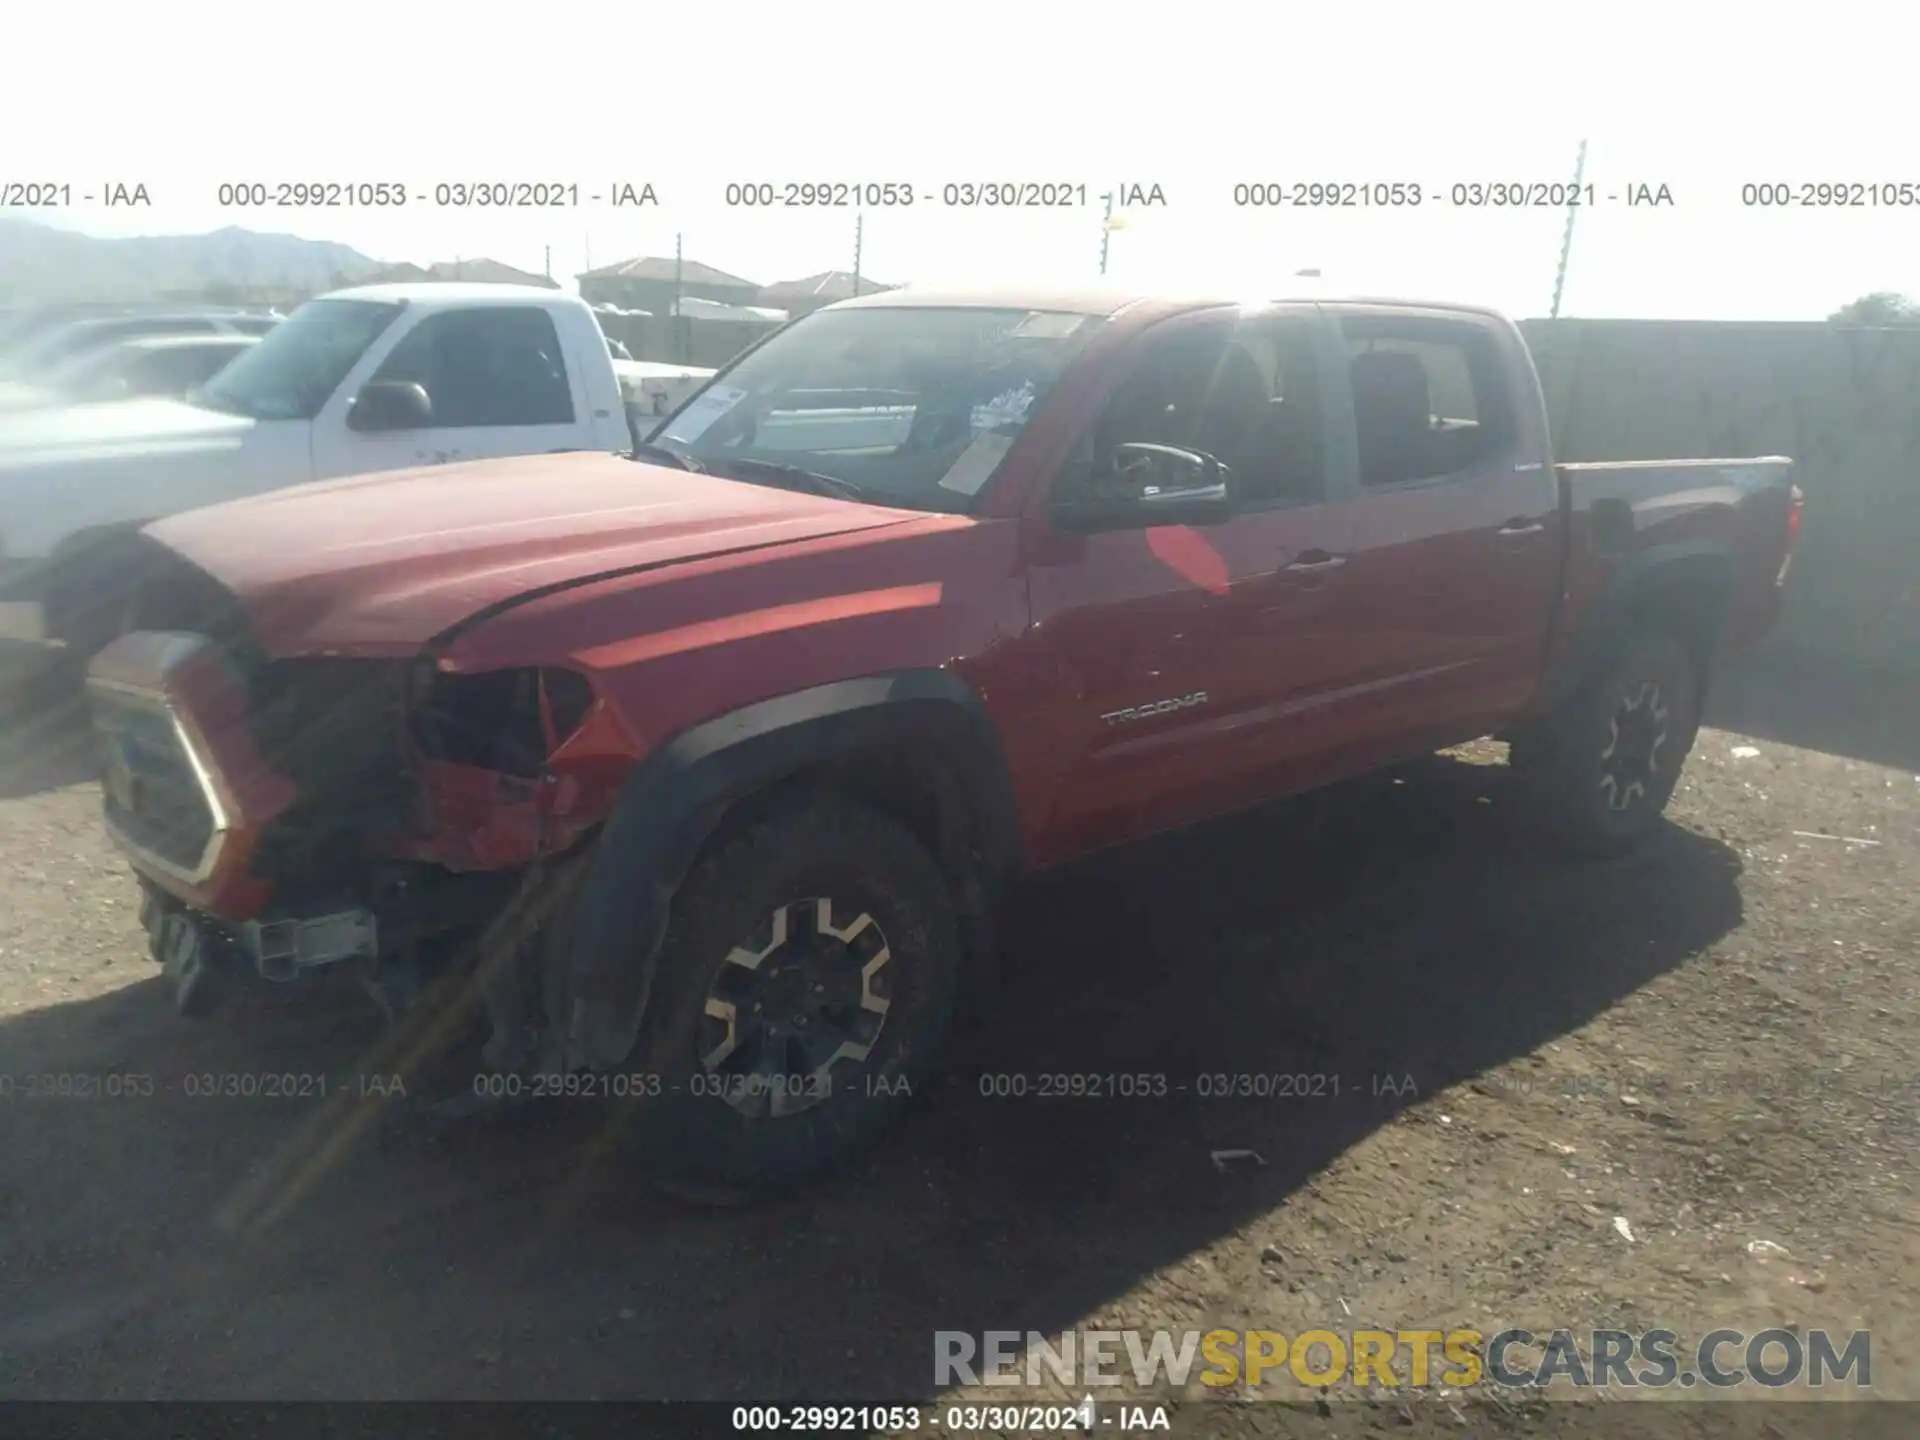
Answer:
1, 650, 1917, 1435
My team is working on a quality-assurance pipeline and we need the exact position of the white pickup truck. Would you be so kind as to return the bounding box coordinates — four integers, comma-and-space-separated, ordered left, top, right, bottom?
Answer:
613, 357, 717, 439
0, 283, 636, 659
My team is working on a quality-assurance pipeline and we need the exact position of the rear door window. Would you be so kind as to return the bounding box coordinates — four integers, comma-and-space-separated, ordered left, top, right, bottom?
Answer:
1337, 316, 1515, 486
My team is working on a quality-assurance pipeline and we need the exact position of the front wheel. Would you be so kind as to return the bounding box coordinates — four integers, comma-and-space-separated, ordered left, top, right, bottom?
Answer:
1510, 627, 1701, 856
621, 796, 963, 1202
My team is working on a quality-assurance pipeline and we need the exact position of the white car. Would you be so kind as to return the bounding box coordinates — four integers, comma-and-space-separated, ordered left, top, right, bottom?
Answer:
0, 282, 635, 657
0, 311, 277, 383
613, 357, 717, 438
0, 333, 262, 413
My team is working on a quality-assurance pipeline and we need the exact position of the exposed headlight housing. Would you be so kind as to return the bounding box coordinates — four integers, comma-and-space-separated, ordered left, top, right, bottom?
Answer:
408, 664, 597, 777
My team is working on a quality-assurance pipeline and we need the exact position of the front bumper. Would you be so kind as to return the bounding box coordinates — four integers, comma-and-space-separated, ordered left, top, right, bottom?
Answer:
138, 879, 380, 989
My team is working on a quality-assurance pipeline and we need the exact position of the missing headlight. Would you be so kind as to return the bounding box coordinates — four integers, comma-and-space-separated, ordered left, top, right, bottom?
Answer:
409, 666, 596, 778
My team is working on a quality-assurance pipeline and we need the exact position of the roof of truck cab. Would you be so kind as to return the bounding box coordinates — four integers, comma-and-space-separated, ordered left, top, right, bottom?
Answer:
829, 284, 1193, 318
322, 282, 581, 306
828, 284, 1511, 322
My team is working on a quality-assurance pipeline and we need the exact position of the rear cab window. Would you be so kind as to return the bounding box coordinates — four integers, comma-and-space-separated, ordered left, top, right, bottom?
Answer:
1336, 312, 1517, 486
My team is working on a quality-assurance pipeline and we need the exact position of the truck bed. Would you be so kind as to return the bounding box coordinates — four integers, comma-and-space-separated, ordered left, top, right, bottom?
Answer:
1553, 455, 1800, 683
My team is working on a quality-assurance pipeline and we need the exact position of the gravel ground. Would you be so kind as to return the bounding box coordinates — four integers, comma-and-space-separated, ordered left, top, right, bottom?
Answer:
0, 652, 1916, 1436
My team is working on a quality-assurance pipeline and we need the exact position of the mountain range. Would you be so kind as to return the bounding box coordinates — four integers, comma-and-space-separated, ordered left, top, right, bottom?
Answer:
0, 218, 378, 303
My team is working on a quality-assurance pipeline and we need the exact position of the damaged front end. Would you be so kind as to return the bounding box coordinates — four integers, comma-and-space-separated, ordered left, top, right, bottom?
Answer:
87, 589, 636, 1042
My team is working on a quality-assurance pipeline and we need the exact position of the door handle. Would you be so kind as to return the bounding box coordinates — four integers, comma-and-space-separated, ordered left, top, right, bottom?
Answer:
1497, 518, 1546, 538
1284, 551, 1348, 574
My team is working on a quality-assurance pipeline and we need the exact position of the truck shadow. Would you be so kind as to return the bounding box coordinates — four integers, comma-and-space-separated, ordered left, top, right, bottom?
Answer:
0, 751, 1743, 1399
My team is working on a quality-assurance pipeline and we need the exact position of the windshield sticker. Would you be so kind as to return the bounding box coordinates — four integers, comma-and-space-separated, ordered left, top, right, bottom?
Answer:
970, 379, 1037, 435
658, 384, 748, 444
1010, 312, 1088, 340
938, 430, 1016, 495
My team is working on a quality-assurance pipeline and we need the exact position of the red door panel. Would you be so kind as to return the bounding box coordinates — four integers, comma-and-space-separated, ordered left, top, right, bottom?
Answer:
1026, 499, 1350, 857
1019, 306, 1360, 860
1324, 309, 1562, 764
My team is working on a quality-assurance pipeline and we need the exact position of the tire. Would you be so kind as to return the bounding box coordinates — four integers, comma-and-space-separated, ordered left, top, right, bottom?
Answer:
620, 795, 962, 1202
1510, 626, 1701, 857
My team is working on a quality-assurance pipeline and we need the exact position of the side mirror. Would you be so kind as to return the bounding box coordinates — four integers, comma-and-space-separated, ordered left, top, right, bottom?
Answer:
1051, 442, 1238, 533
347, 380, 434, 433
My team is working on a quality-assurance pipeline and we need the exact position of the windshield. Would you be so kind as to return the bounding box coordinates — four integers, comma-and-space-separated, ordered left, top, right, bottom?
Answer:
46, 341, 236, 402
0, 313, 47, 356
190, 299, 404, 421
0, 310, 119, 371
45, 343, 135, 391
4, 323, 128, 378
647, 305, 1105, 512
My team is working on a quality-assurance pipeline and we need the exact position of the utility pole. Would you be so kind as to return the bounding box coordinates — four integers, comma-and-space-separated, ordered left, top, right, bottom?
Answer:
852, 211, 863, 295
1099, 191, 1114, 276
1550, 139, 1588, 320
673, 232, 685, 362
543, 245, 551, 282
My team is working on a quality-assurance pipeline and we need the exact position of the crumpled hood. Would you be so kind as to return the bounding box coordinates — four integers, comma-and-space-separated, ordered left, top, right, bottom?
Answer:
145, 450, 924, 657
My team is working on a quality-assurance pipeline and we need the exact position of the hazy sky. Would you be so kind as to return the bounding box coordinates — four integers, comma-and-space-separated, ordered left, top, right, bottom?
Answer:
9, 0, 1916, 320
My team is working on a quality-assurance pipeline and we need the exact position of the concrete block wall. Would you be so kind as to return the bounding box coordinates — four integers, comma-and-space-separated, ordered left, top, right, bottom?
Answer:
1520, 319, 1920, 669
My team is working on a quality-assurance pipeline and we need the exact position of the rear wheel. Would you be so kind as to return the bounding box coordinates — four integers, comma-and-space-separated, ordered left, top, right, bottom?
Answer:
1510, 626, 1701, 856
622, 796, 962, 1202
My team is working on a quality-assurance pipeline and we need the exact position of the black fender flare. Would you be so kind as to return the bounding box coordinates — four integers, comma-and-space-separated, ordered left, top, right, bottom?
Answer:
561, 669, 1023, 1070
1541, 540, 1734, 713
46, 522, 150, 575
37, 524, 153, 642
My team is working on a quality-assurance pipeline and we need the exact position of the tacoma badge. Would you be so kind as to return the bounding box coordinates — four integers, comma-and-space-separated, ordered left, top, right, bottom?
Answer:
1100, 692, 1209, 725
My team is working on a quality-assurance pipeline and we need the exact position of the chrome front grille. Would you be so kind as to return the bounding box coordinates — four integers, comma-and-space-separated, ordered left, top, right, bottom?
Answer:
91, 684, 222, 881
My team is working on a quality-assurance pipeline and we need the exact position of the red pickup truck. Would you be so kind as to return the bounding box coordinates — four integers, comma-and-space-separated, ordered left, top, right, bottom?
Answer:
84, 287, 1802, 1198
